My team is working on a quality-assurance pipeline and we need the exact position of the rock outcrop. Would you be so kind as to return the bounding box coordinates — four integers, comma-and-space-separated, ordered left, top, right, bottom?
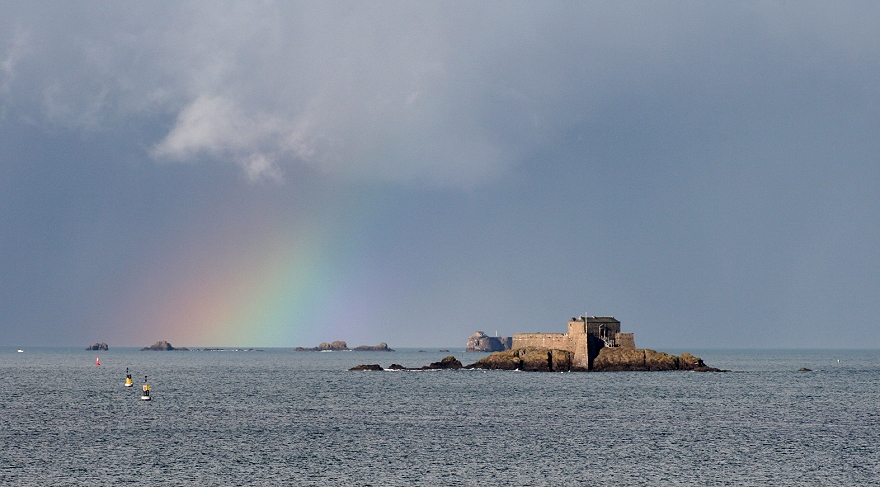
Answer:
421, 356, 463, 370
467, 347, 721, 372
349, 356, 464, 372
467, 347, 574, 372
295, 341, 349, 352
86, 342, 109, 351
353, 342, 395, 352
466, 331, 512, 352
141, 341, 188, 351
349, 348, 722, 373
591, 348, 721, 372
349, 364, 383, 371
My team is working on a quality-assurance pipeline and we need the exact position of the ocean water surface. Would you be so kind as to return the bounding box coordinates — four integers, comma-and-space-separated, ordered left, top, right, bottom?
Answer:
1, 347, 878, 486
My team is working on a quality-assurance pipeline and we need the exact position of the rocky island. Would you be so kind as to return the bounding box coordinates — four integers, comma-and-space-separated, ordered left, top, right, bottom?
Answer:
295, 341, 350, 351
141, 340, 189, 351
86, 342, 109, 351
353, 342, 395, 352
466, 331, 511, 352
350, 314, 725, 372
295, 341, 396, 352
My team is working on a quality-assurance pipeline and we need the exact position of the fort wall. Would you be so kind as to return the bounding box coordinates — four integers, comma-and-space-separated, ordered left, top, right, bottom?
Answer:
512, 333, 571, 351
511, 316, 627, 370
616, 333, 636, 350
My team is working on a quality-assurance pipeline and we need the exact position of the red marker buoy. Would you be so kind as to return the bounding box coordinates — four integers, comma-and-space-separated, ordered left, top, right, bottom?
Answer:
96, 356, 101, 366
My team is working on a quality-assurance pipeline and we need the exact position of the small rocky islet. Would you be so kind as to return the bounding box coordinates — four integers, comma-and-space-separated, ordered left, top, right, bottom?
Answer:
138, 341, 262, 351
294, 341, 395, 352
351, 356, 465, 371
141, 340, 189, 351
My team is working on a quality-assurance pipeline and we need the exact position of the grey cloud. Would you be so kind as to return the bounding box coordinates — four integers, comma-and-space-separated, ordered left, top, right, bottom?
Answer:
1, 2, 878, 185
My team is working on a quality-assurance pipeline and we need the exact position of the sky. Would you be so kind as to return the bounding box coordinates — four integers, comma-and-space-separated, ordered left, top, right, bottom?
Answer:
1, 1, 879, 349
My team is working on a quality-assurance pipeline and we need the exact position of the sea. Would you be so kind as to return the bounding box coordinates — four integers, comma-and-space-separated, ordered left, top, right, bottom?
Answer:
1, 347, 878, 486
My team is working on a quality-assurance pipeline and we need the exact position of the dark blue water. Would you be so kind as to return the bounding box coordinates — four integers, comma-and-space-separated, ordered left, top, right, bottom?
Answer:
1, 348, 878, 486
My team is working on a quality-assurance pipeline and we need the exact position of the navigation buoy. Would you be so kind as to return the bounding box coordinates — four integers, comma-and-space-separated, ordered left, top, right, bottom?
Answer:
96, 356, 101, 366
141, 376, 151, 401
125, 368, 133, 387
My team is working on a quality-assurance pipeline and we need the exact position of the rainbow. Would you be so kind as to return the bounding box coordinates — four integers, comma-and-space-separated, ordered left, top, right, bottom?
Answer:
114, 194, 385, 347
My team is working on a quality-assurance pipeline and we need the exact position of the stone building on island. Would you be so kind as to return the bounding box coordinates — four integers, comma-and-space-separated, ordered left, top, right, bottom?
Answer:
512, 316, 635, 370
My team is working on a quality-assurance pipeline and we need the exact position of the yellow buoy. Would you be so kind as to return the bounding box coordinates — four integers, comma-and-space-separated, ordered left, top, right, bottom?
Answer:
140, 376, 151, 401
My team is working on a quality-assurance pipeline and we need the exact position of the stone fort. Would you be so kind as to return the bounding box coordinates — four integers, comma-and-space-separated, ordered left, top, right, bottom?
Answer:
512, 316, 635, 370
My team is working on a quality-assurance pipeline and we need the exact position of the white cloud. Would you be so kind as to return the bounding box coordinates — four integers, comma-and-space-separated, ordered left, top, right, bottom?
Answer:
140, 2, 515, 186
0, 26, 31, 119
153, 96, 253, 159
152, 95, 294, 181
241, 153, 282, 183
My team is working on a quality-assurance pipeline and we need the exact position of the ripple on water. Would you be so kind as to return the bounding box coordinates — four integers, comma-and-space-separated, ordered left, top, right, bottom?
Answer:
0, 348, 879, 486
